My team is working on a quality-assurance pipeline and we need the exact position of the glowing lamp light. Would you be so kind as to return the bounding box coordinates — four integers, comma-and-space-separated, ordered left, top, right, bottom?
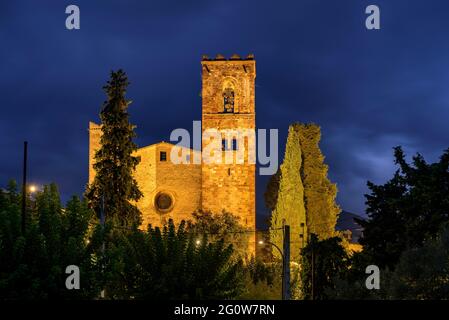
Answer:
29, 185, 37, 193
258, 240, 264, 245
196, 240, 201, 245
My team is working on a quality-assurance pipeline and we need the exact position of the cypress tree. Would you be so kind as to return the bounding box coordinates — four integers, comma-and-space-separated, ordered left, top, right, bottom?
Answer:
298, 124, 339, 239
266, 123, 340, 261
267, 124, 307, 261
86, 70, 143, 227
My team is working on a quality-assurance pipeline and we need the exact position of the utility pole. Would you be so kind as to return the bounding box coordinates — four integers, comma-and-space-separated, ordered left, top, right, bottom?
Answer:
21, 141, 28, 234
282, 224, 291, 300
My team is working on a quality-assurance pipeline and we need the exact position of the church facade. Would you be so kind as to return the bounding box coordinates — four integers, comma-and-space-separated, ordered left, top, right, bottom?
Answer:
89, 55, 256, 238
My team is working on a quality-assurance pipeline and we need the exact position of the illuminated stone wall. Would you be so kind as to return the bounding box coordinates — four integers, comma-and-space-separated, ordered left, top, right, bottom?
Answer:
89, 56, 257, 254
201, 55, 256, 253
89, 133, 201, 228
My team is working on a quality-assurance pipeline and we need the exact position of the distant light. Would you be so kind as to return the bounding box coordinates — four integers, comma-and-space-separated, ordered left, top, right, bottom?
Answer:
258, 240, 264, 245
29, 185, 37, 193
196, 240, 201, 245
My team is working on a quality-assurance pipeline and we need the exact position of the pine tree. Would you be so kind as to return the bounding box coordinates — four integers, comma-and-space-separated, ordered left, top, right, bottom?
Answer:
86, 70, 143, 227
267, 124, 307, 262
298, 123, 340, 239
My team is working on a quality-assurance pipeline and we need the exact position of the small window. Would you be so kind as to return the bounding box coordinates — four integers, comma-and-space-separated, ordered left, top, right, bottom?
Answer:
222, 138, 238, 151
186, 154, 190, 163
232, 138, 238, 151
160, 151, 167, 161
223, 88, 235, 113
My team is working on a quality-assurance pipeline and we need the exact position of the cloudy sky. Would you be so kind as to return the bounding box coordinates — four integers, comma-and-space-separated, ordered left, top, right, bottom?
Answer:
1, 0, 449, 223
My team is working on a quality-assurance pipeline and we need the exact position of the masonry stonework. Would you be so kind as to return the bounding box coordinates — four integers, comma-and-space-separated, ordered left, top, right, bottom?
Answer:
89, 55, 257, 253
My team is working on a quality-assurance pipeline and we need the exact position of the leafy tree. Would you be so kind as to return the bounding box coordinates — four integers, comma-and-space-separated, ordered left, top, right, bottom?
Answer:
86, 70, 143, 227
329, 226, 449, 300
359, 146, 449, 269
300, 234, 350, 300
323, 251, 380, 300
267, 124, 307, 261
186, 210, 251, 260
238, 258, 282, 300
100, 219, 244, 299
382, 225, 449, 299
0, 182, 98, 299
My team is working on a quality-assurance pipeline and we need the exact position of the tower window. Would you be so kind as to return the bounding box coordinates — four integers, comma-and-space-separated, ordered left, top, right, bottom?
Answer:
222, 138, 238, 151
223, 88, 234, 113
222, 139, 227, 151
160, 151, 167, 161
232, 138, 238, 151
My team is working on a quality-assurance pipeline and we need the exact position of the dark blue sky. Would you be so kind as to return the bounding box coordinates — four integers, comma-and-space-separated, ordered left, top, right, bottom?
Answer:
1, 0, 449, 221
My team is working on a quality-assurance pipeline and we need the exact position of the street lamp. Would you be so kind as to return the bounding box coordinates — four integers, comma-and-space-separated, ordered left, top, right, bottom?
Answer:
29, 185, 37, 193
258, 239, 285, 300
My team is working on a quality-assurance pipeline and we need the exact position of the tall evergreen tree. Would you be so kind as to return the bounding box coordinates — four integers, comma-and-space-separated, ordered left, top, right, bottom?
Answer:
86, 70, 143, 227
266, 123, 340, 261
298, 123, 340, 239
359, 146, 449, 269
267, 124, 307, 261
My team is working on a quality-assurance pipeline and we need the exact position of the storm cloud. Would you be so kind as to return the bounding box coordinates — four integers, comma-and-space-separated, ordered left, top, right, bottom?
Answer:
1, 0, 449, 225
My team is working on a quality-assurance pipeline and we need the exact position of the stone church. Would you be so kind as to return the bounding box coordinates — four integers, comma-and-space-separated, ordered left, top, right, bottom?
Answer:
89, 54, 256, 238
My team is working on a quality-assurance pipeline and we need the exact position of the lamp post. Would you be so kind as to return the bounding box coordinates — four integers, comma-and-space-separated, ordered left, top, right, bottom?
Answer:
258, 239, 284, 300
21, 141, 28, 234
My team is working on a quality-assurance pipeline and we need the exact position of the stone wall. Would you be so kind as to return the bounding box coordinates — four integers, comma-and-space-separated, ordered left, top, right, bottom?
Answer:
137, 143, 202, 228
88, 128, 202, 229
88, 122, 101, 185
88, 56, 258, 255
201, 56, 256, 253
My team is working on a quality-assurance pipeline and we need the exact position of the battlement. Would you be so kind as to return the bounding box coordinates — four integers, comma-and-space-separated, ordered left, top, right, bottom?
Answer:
201, 54, 255, 61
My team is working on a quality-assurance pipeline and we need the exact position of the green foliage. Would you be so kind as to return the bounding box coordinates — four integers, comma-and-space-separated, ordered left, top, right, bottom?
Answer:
267, 124, 307, 261
1, 184, 244, 300
382, 226, 449, 299
327, 147, 449, 300
86, 69, 143, 227
238, 259, 282, 300
359, 146, 449, 269
323, 251, 380, 300
328, 227, 449, 300
300, 234, 350, 300
186, 210, 251, 260
266, 123, 340, 262
97, 220, 244, 299
298, 124, 340, 239
0, 181, 98, 299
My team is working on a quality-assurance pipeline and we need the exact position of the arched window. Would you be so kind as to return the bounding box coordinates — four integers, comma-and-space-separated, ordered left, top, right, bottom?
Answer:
223, 88, 234, 113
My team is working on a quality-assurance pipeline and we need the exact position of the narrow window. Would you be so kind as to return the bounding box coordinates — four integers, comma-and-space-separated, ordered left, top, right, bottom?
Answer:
160, 151, 167, 161
222, 139, 227, 151
223, 88, 234, 113
232, 138, 238, 151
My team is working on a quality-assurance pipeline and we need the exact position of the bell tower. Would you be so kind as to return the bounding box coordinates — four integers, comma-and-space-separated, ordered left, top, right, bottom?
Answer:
201, 54, 256, 243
